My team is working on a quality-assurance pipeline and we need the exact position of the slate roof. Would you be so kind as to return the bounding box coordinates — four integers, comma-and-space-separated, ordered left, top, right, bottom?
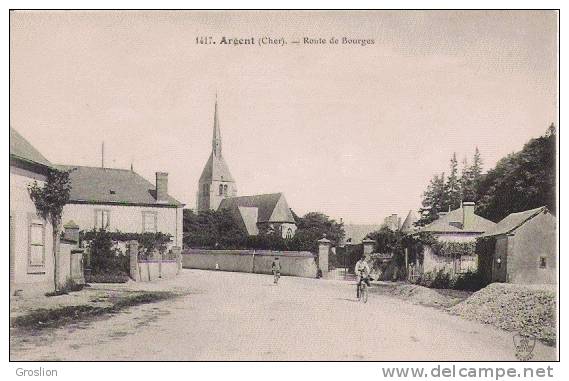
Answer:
198, 153, 235, 183
10, 127, 52, 168
218, 193, 295, 223
420, 206, 496, 234
342, 224, 383, 244
400, 210, 420, 234
56, 165, 183, 207
481, 206, 548, 238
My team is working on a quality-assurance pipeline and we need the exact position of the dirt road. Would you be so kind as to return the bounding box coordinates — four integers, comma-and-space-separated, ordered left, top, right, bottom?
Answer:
10, 269, 557, 361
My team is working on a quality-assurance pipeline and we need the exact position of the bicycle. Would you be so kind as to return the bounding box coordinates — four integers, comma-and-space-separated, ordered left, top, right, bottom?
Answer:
356, 271, 369, 303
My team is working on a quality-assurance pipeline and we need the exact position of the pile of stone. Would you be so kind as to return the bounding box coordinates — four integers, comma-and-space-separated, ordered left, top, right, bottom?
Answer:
449, 283, 557, 345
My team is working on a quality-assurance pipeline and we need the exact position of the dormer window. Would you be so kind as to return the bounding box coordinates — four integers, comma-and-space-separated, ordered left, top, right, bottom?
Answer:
109, 189, 116, 195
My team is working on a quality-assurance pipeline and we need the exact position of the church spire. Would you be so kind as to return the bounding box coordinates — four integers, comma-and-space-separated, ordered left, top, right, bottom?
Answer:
212, 93, 222, 157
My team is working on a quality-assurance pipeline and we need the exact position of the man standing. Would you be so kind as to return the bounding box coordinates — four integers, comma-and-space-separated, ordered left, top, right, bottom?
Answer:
272, 257, 281, 284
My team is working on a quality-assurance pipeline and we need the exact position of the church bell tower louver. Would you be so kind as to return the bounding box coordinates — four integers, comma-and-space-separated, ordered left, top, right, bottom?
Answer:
196, 96, 237, 211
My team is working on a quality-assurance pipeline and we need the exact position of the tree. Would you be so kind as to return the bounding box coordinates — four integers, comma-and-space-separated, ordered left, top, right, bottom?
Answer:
446, 153, 461, 210
461, 147, 484, 202
417, 172, 447, 226
183, 208, 247, 249
28, 168, 72, 291
290, 212, 345, 253
476, 126, 556, 221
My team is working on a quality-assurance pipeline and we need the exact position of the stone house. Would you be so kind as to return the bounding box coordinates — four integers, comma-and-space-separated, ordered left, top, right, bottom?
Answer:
414, 202, 496, 275
10, 127, 56, 296
58, 165, 184, 248
218, 193, 297, 238
477, 206, 556, 284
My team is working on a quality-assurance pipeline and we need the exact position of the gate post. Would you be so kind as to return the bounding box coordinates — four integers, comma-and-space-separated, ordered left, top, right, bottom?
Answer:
128, 240, 140, 281
318, 237, 331, 277
171, 246, 182, 274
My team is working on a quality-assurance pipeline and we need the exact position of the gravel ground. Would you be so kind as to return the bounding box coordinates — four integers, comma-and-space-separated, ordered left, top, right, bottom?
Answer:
449, 283, 557, 346
369, 281, 472, 309
10, 269, 557, 361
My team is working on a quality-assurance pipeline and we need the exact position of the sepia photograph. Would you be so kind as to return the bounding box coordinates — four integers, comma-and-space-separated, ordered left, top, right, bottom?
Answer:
8, 9, 558, 365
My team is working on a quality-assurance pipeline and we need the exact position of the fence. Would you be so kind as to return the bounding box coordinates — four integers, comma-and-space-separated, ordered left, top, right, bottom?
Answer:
182, 248, 318, 278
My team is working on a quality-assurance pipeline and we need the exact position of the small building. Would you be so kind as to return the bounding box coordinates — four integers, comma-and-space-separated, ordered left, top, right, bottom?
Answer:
58, 165, 184, 247
218, 193, 297, 238
10, 128, 56, 296
414, 202, 496, 275
477, 206, 556, 285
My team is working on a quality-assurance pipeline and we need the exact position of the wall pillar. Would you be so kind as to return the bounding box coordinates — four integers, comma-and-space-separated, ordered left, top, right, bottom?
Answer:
128, 240, 140, 281
362, 238, 375, 256
318, 237, 331, 276
171, 246, 182, 274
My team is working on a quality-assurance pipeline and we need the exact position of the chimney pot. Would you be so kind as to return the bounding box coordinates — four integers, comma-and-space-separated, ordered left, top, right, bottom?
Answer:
156, 172, 168, 202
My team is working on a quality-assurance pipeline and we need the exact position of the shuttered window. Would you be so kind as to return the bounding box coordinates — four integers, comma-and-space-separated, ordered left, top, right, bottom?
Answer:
95, 210, 110, 229
28, 216, 46, 272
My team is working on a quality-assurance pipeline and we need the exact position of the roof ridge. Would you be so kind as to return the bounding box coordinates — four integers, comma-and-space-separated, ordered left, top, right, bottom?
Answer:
57, 164, 135, 173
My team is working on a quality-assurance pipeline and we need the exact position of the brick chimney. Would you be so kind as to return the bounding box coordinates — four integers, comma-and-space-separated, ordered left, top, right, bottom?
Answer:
462, 201, 475, 230
156, 172, 168, 202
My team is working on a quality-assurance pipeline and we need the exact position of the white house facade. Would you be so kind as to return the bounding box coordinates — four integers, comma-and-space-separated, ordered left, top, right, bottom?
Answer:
10, 128, 55, 296
59, 165, 184, 248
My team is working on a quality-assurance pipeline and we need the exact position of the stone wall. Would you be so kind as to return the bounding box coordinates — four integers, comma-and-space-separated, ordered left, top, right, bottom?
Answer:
128, 242, 182, 282
182, 249, 318, 278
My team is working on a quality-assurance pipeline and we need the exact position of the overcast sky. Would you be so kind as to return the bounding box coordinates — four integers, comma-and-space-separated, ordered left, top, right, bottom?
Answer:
10, 10, 558, 224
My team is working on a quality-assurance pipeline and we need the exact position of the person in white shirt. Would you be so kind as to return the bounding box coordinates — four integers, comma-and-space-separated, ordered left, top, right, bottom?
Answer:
354, 255, 371, 291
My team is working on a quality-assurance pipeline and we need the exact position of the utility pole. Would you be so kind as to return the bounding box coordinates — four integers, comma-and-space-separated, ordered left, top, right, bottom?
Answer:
101, 142, 105, 168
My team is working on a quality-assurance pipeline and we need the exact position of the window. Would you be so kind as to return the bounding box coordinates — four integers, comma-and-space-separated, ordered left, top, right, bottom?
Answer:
95, 210, 110, 229
28, 216, 45, 272
539, 256, 547, 269
142, 212, 157, 233
219, 184, 223, 196
223, 184, 228, 195
285, 228, 293, 239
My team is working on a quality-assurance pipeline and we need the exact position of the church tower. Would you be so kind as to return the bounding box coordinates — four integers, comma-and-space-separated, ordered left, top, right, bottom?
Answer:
196, 97, 237, 211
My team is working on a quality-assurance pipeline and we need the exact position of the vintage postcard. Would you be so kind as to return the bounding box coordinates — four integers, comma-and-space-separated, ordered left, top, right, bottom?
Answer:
9, 9, 558, 367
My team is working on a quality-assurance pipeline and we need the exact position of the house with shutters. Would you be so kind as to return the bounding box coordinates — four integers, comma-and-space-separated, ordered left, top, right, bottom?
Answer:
218, 193, 297, 238
58, 165, 184, 248
10, 127, 56, 296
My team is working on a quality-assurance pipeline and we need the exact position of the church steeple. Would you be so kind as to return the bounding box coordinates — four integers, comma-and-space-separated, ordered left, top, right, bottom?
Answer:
196, 94, 237, 212
212, 94, 222, 157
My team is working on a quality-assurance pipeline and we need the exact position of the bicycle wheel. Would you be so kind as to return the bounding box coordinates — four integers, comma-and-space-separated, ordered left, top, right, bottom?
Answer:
361, 285, 368, 303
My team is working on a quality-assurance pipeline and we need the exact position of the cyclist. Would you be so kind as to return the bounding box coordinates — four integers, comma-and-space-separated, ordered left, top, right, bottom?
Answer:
272, 257, 281, 284
354, 255, 371, 297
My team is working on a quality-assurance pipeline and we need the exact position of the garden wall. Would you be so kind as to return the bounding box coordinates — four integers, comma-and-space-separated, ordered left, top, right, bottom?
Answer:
182, 249, 318, 278
135, 260, 179, 282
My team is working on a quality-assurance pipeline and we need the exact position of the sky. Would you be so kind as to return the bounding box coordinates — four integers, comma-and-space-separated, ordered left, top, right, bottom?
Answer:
10, 11, 558, 224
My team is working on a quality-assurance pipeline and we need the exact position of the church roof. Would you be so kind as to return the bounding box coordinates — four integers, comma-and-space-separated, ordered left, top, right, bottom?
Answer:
219, 193, 295, 223
198, 153, 235, 183
198, 97, 235, 183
